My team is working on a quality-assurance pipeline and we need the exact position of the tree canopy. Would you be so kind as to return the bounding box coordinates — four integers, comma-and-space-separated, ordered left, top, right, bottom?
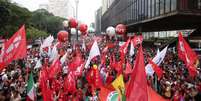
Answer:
0, 0, 65, 39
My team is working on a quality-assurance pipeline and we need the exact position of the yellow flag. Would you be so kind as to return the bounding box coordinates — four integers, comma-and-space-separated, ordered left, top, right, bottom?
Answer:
112, 74, 125, 97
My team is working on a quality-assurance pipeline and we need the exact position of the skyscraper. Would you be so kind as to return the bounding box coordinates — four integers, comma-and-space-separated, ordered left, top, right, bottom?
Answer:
48, 0, 76, 18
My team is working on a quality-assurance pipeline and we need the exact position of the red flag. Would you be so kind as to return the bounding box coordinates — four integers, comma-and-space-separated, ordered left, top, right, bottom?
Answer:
64, 72, 77, 93
124, 61, 132, 75
148, 58, 163, 79
49, 59, 62, 79
86, 65, 103, 88
119, 38, 130, 61
0, 25, 27, 70
177, 32, 198, 77
39, 67, 54, 101
126, 45, 148, 101
68, 52, 83, 71
147, 86, 169, 101
133, 35, 143, 47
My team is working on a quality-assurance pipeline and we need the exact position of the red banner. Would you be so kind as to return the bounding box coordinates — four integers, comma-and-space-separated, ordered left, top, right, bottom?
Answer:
0, 25, 27, 70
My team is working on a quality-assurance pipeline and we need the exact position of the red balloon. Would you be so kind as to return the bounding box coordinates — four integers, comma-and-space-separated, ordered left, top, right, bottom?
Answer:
79, 24, 88, 33
115, 24, 126, 35
57, 31, 68, 42
69, 18, 78, 28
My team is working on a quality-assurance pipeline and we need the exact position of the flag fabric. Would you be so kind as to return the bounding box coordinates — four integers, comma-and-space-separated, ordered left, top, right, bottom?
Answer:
99, 87, 120, 101
34, 59, 42, 69
64, 71, 77, 93
0, 25, 27, 70
48, 59, 62, 79
148, 59, 163, 79
126, 45, 148, 101
145, 46, 168, 76
26, 72, 36, 101
49, 43, 59, 62
68, 52, 84, 71
86, 65, 103, 88
125, 61, 132, 75
41, 35, 54, 48
85, 41, 101, 68
112, 74, 126, 101
133, 35, 143, 47
119, 38, 130, 62
147, 86, 169, 101
157, 48, 160, 55
177, 32, 198, 77
60, 52, 67, 65
39, 68, 54, 101
129, 40, 135, 57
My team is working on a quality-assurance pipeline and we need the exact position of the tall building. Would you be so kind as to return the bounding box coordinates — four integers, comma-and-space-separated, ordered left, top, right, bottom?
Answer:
95, 7, 102, 34
48, 0, 76, 18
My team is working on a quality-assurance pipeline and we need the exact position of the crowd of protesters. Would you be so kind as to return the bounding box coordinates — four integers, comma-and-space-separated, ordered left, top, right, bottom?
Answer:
0, 35, 201, 101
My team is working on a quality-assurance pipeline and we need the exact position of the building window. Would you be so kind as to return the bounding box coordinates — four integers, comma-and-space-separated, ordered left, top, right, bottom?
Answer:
171, 0, 177, 11
152, 0, 155, 17
165, 0, 171, 13
141, 0, 145, 20
144, 0, 148, 19
148, 0, 151, 18
160, 0, 165, 15
155, 0, 160, 16
198, 0, 201, 9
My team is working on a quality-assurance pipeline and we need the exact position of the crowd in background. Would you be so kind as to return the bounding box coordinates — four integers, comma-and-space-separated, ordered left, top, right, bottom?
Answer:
0, 36, 201, 101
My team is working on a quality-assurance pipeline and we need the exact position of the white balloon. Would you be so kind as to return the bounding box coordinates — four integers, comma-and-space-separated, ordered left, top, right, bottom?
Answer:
63, 20, 69, 27
70, 28, 76, 35
106, 26, 115, 37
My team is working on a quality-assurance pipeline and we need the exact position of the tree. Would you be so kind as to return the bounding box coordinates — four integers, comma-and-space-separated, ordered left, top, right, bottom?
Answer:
26, 26, 48, 40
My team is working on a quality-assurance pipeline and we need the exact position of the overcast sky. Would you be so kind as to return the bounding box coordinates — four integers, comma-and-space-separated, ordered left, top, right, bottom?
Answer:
12, 0, 101, 25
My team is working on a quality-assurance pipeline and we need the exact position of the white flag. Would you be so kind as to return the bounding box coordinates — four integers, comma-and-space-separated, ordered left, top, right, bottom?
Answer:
145, 46, 168, 76
129, 41, 135, 57
34, 59, 42, 69
41, 35, 54, 48
49, 43, 59, 62
157, 48, 160, 55
85, 41, 100, 68
60, 52, 67, 65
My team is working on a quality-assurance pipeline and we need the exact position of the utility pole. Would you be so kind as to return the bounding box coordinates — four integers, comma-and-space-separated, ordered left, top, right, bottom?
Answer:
75, 0, 79, 41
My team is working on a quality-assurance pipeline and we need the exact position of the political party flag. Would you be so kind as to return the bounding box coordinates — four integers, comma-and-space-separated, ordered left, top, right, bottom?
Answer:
112, 74, 126, 101
99, 87, 120, 101
85, 41, 101, 68
177, 32, 198, 77
48, 59, 62, 79
148, 58, 163, 79
26, 72, 36, 101
0, 25, 27, 70
41, 35, 54, 48
126, 45, 148, 101
145, 46, 168, 76
147, 86, 169, 101
119, 38, 130, 62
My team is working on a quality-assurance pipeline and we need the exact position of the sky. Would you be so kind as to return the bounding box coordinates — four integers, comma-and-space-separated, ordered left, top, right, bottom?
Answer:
12, 0, 101, 25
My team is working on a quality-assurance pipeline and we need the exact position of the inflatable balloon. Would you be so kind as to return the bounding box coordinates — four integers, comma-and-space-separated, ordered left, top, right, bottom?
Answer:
79, 24, 88, 34
70, 28, 76, 35
115, 24, 126, 35
57, 31, 68, 42
106, 26, 115, 37
69, 18, 78, 28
